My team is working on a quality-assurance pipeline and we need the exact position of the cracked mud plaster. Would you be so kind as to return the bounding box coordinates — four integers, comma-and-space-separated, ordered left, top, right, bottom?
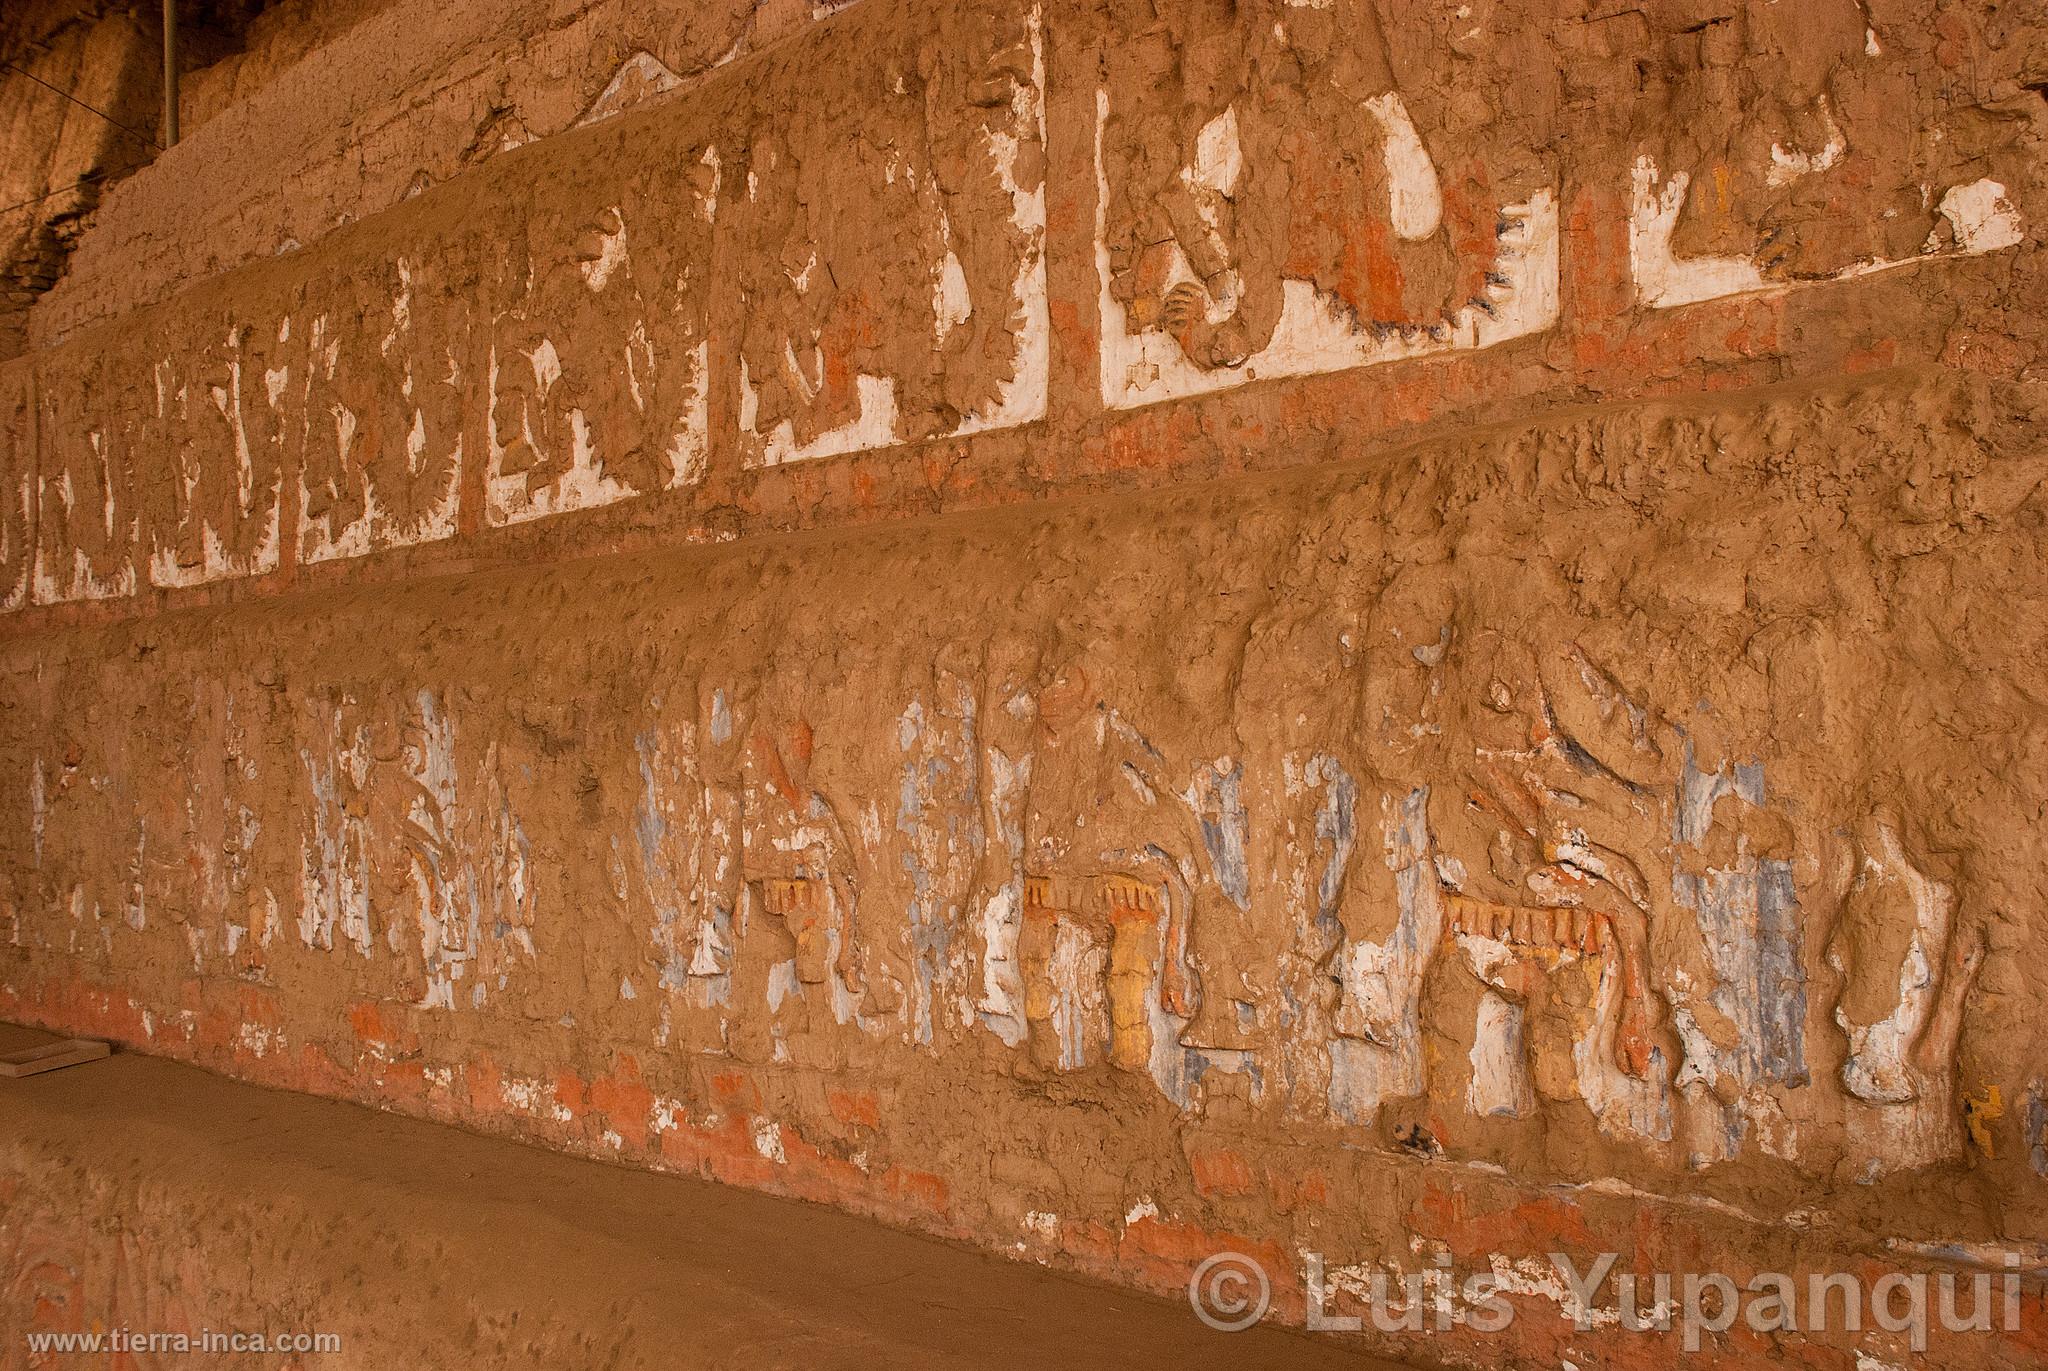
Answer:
1095, 0, 2035, 408
1096, 0, 1562, 408
2, 0, 2048, 1362
7, 0, 2043, 604
1630, 0, 2032, 307
733, 3, 1049, 463
484, 110, 720, 525
0, 371, 33, 612
7, 368, 2048, 1351
25, 0, 859, 348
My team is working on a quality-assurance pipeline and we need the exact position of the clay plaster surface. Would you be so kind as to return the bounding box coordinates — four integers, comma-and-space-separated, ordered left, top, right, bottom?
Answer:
3, 1, 2048, 1365
0, 1031, 1389, 1369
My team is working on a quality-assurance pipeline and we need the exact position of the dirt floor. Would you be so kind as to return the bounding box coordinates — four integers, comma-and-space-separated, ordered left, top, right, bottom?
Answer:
0, 1022, 1404, 1369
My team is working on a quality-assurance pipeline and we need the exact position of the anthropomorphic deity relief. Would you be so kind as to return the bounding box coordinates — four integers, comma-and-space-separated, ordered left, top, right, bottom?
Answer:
200, 682, 287, 982
628, 696, 734, 1050
1328, 630, 1808, 1163
0, 367, 33, 611
395, 691, 536, 1012
974, 661, 1201, 1095
33, 348, 137, 603
20, 722, 147, 946
877, 664, 985, 1050
121, 674, 290, 983
1431, 643, 1778, 1152
1434, 644, 1670, 1094
296, 255, 466, 563
143, 311, 288, 588
1632, 0, 2026, 307
486, 141, 716, 525
1327, 784, 1447, 1126
1096, 0, 1559, 409
734, 5, 1046, 464
629, 669, 971, 1062
1827, 814, 1987, 1174
677, 679, 881, 1064
296, 689, 536, 1011
298, 699, 376, 961
1184, 587, 1429, 1114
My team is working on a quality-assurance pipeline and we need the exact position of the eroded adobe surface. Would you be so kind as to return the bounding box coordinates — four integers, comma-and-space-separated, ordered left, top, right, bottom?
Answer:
4, 2, 2048, 1366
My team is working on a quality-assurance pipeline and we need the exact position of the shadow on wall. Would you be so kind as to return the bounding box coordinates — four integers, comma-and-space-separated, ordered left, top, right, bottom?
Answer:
0, 0, 380, 360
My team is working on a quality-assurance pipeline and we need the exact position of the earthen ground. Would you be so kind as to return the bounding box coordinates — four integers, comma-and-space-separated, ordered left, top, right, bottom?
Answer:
0, 1023, 1401, 1369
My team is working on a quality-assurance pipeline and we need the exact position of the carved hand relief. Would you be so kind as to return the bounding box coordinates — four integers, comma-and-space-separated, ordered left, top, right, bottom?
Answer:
735, 6, 1048, 465
1095, 0, 1560, 410
1632, 2, 2026, 308
1018, 875, 1177, 1074
625, 683, 886, 1063
734, 711, 876, 1050
296, 258, 467, 564
626, 704, 732, 1039
0, 371, 33, 611
617, 663, 1213, 1085
33, 353, 137, 603
485, 151, 717, 526
142, 314, 287, 588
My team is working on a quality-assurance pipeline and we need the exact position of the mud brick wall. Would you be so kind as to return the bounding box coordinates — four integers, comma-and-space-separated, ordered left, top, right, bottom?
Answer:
25, 0, 864, 349
5, 2, 2048, 1366
0, 3, 162, 360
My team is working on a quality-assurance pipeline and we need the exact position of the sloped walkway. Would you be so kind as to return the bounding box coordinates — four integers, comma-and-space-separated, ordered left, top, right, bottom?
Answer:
0, 1024, 1404, 1369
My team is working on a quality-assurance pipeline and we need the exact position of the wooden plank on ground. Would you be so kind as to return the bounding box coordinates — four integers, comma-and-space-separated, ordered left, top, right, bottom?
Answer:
0, 1038, 110, 1078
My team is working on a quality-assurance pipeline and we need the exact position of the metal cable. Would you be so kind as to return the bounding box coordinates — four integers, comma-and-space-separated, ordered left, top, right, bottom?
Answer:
0, 160, 149, 220
0, 59, 163, 152
0, 1, 118, 80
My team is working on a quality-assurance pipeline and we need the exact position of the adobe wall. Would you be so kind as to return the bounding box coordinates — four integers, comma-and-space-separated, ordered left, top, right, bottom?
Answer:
25, 0, 858, 348
0, 3, 161, 359
4, 2, 2048, 1366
